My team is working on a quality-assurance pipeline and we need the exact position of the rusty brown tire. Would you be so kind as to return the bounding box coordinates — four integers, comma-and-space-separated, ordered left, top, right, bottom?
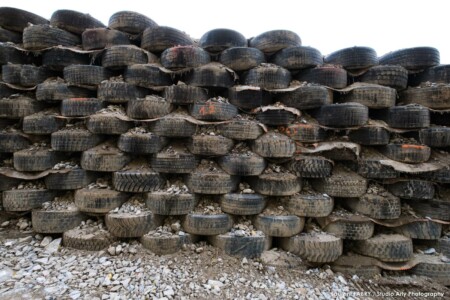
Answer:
63, 227, 116, 251
74, 188, 129, 215
220, 193, 267, 216
141, 233, 196, 255
352, 234, 413, 262
254, 215, 305, 238
311, 165, 367, 198
105, 211, 162, 238
394, 221, 442, 240
182, 213, 233, 236
281, 123, 327, 143
208, 234, 268, 258
282, 192, 334, 217
322, 220, 374, 240
250, 173, 301, 196
380, 143, 431, 164
187, 135, 234, 156
32, 209, 86, 234
252, 132, 296, 158
217, 153, 267, 176
2, 189, 55, 212
280, 232, 343, 263
145, 192, 196, 216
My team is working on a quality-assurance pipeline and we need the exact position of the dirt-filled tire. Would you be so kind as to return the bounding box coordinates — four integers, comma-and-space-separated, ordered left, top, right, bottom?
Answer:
287, 155, 333, 178
217, 119, 264, 141
0, 7, 49, 32
74, 188, 129, 214
311, 165, 367, 198
249, 30, 301, 54
108, 11, 158, 34
209, 234, 267, 258
45, 168, 95, 190
219, 47, 266, 72
296, 66, 347, 89
314, 102, 368, 128
82, 28, 130, 50
141, 232, 196, 255
348, 126, 390, 145
81, 143, 132, 172
276, 85, 332, 110
256, 108, 297, 126
385, 104, 430, 129
394, 221, 442, 240
97, 81, 148, 104
252, 132, 296, 158
187, 171, 238, 194
250, 173, 301, 196
141, 26, 194, 53
322, 220, 374, 240
146, 192, 196, 215
118, 131, 168, 154
161, 46, 210, 70
23, 24, 80, 50
32, 208, 86, 234
359, 65, 408, 90
50, 9, 105, 35
386, 179, 435, 200
64, 65, 113, 86
410, 256, 450, 286
2, 189, 55, 212
20, 65, 56, 87
281, 123, 327, 143
282, 192, 334, 217
220, 193, 267, 215
105, 211, 161, 238
280, 232, 343, 263
189, 101, 238, 121
379, 47, 440, 70
183, 63, 235, 88
242, 64, 291, 90
112, 169, 165, 193
163, 84, 208, 105
124, 64, 172, 88
187, 135, 234, 156
102, 45, 154, 69
338, 84, 396, 109
254, 215, 304, 238
380, 143, 431, 163
419, 127, 450, 148
13, 148, 60, 172
272, 46, 323, 70
87, 114, 133, 135
218, 153, 267, 176
352, 234, 413, 262
51, 128, 104, 152
399, 85, 450, 109
60, 98, 105, 117
63, 227, 116, 251
23, 111, 65, 135
182, 213, 233, 236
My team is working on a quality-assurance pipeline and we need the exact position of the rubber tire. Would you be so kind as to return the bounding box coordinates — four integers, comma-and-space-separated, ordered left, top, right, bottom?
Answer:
117, 131, 168, 154
324, 47, 378, 70
64, 65, 113, 86
344, 192, 401, 220
126, 96, 173, 119
183, 63, 235, 88
163, 85, 208, 105
386, 180, 435, 200
311, 165, 367, 198
87, 114, 133, 135
2, 189, 55, 212
13, 148, 60, 172
249, 30, 301, 54
23, 111, 65, 135
0, 26, 22, 43
227, 85, 272, 109
146, 115, 197, 138
63, 227, 116, 251
112, 169, 165, 193
276, 85, 332, 110
208, 234, 267, 258
242, 64, 291, 90
0, 131, 30, 153
219, 47, 266, 72
315, 102, 369, 128
189, 101, 238, 121
379, 47, 440, 70
282, 192, 334, 217
19, 65, 56, 87
407, 198, 450, 221
250, 173, 301, 196
399, 85, 450, 109
82, 28, 130, 50
105, 211, 160, 238
45, 168, 95, 190
385, 104, 430, 129
108, 11, 158, 34
141, 233, 196, 255
161, 46, 211, 70
151, 147, 198, 174
418, 127, 450, 148
220, 193, 267, 215
187, 171, 238, 194
359, 65, 408, 90
0, 97, 44, 119
217, 153, 267, 176
51, 128, 104, 152
352, 234, 413, 262
394, 221, 442, 240
102, 45, 154, 69
146, 192, 196, 215
287, 155, 333, 178
187, 135, 234, 156
411, 65, 450, 85
380, 143, 431, 163
141, 26, 193, 53
124, 64, 172, 88
256, 109, 297, 126
251, 132, 296, 158
42, 48, 91, 71
254, 215, 304, 238
36, 81, 95, 101
338, 84, 396, 109
32, 209, 86, 234
272, 46, 323, 70
281, 123, 328, 143
74, 188, 129, 214
0, 7, 49, 32
322, 220, 374, 240
199, 28, 247, 53
97, 81, 148, 104
81, 143, 132, 172
356, 156, 399, 179
216, 119, 264, 140
182, 213, 233, 236
410, 257, 450, 286
23, 24, 80, 50
0, 44, 32, 65
296, 67, 347, 89
348, 126, 390, 145
50, 9, 105, 35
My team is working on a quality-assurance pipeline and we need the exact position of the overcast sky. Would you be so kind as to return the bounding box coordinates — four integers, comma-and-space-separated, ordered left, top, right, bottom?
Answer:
3, 0, 449, 63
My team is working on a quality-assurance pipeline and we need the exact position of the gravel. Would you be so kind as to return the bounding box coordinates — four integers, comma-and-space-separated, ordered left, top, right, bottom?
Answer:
52, 160, 79, 170
228, 217, 264, 237
192, 197, 223, 215
87, 178, 112, 190
144, 217, 185, 238
12, 181, 46, 190
110, 196, 148, 214
41, 193, 77, 211
259, 203, 290, 216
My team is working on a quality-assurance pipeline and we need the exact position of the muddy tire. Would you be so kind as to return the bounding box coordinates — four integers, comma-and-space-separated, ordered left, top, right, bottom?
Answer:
118, 131, 168, 154
256, 109, 297, 126
252, 132, 296, 158
146, 192, 196, 216
254, 215, 304, 238
124, 64, 172, 88
0, 7, 48, 32
408, 198, 450, 221
42, 48, 91, 71
141, 233, 196, 255
296, 67, 347, 89
251, 173, 301, 196
243, 64, 291, 90
311, 165, 367, 198
219, 47, 266, 72
218, 153, 267, 176
97, 81, 148, 104
360, 65, 408, 90
394, 221, 442, 240
127, 96, 174, 119
63, 227, 116, 251
161, 46, 210, 70
60, 98, 105, 117
106, 211, 161, 238
0, 131, 30, 153
419, 127, 450, 148
189, 101, 238, 121
13, 148, 60, 172
32, 209, 86, 234
227, 86, 272, 110
282, 192, 334, 217
287, 155, 333, 178
345, 191, 401, 220
36, 81, 95, 101
112, 170, 165, 193
209, 234, 267, 258
163, 85, 208, 105
74, 188, 129, 214
314, 102, 369, 128
217, 119, 264, 141
384, 104, 430, 129
81, 143, 131, 172
187, 135, 234, 156
3, 189, 55, 212
146, 115, 197, 138
276, 85, 332, 110
220, 193, 267, 215
322, 220, 374, 240
64, 65, 113, 86
184, 63, 235, 88
187, 171, 237, 194
386, 179, 435, 200
87, 114, 132, 135
199, 28, 247, 53
23, 24, 80, 50
400, 85, 450, 109
23, 112, 65, 135
45, 169, 95, 190
0, 97, 44, 119
182, 213, 233, 236
51, 128, 104, 152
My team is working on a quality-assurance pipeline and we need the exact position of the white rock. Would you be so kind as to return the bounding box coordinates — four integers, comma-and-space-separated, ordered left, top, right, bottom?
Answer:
424, 248, 436, 254
40, 236, 53, 247
207, 279, 224, 289
115, 245, 123, 255
44, 238, 62, 254
108, 246, 116, 256
69, 290, 81, 299
1, 221, 10, 227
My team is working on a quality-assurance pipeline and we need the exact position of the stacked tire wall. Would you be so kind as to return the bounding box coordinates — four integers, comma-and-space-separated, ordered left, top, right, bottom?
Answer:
0, 7, 450, 283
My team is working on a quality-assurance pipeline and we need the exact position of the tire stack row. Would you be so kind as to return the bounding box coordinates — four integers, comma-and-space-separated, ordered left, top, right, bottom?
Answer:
0, 7, 449, 284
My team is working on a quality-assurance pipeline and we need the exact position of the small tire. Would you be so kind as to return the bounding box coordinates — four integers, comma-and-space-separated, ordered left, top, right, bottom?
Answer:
151, 145, 198, 174
322, 219, 374, 240
344, 191, 401, 220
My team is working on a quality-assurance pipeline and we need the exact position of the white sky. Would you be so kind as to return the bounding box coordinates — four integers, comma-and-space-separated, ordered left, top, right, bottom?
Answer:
3, 0, 450, 63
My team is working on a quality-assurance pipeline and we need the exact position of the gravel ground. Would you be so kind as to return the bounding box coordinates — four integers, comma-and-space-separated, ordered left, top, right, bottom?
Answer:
0, 220, 448, 300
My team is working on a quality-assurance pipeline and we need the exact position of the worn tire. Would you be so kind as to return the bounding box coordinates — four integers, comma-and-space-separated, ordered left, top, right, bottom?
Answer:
184, 63, 235, 88
352, 234, 413, 262
344, 192, 401, 220
209, 234, 267, 258
146, 192, 196, 215
338, 84, 396, 109
36, 81, 95, 101
108, 11, 158, 34
42, 48, 91, 71
360, 65, 408, 90
0, 7, 49, 32
314, 102, 369, 128
217, 153, 266, 176
322, 219, 374, 240
63, 227, 116, 251
296, 67, 347, 89
74, 188, 129, 214
272, 46, 323, 70
141, 25, 193, 53
219, 47, 266, 72
113, 169, 165, 193
217, 119, 264, 140
118, 131, 168, 154
410, 256, 450, 286
127, 96, 173, 119
163, 84, 208, 105
252, 132, 296, 158
161, 46, 210, 70
106, 211, 160, 238
281, 123, 327, 143
151, 145, 198, 174
249, 30, 301, 54
311, 165, 367, 198
254, 215, 304, 238
2, 189, 55, 212
386, 179, 435, 200
81, 143, 131, 172
187, 171, 237, 194
0, 131, 30, 153
399, 85, 450, 109
287, 155, 333, 178
182, 213, 233, 236
227, 86, 272, 109
379, 47, 440, 71
407, 198, 450, 221
418, 127, 450, 148
220, 193, 267, 215
51, 128, 104, 152
45, 168, 95, 190
23, 111, 65, 135
87, 114, 133, 135
256, 109, 297, 126
243, 64, 291, 90
324, 46, 378, 70
141, 233, 196, 255
102, 45, 154, 69
394, 221, 442, 240
32, 208, 86, 234
380, 143, 431, 163
384, 104, 430, 129
23, 24, 80, 50
64, 65, 113, 86
0, 97, 44, 119
282, 192, 334, 217
50, 9, 105, 34
187, 135, 234, 156
348, 126, 390, 145
82, 28, 130, 50
250, 173, 301, 196
189, 101, 238, 121
146, 114, 197, 138
124, 64, 172, 88
97, 81, 148, 104
276, 85, 332, 110
199, 28, 247, 53
13, 148, 60, 172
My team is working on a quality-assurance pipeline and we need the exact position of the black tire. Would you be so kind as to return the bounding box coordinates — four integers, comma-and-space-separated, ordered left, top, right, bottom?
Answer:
32, 208, 86, 234
163, 84, 208, 105
23, 110, 65, 135
0, 7, 49, 32
2, 189, 55, 212
108, 11, 158, 34
331, 257, 381, 278
280, 232, 342, 263
348, 126, 390, 145
50, 9, 105, 35
184, 63, 235, 88
51, 128, 103, 152
287, 155, 333, 178
250, 173, 301, 196
20, 65, 56, 87
217, 119, 264, 140
249, 30, 301, 54
42, 48, 91, 71
430, 109, 450, 126
187, 169, 238, 194
187, 135, 234, 156
126, 96, 173, 119
275, 85, 332, 110
220, 193, 267, 215
344, 191, 401, 220
394, 221, 442, 240
314, 102, 368, 128
141, 26, 194, 53
408, 198, 450, 221
151, 144, 199, 174
74, 188, 129, 214
124, 64, 172, 88
63, 227, 116, 251
386, 179, 435, 200
0, 26, 22, 43
23, 24, 80, 50
322, 219, 374, 240
1, 64, 22, 85
81, 143, 132, 172
102, 45, 154, 69
82, 28, 130, 50
254, 215, 304, 237
118, 130, 168, 154
64, 65, 113, 86
13, 148, 61, 172
438, 237, 450, 256
296, 67, 347, 89
272, 46, 323, 70
219, 47, 266, 72
218, 152, 267, 176
256, 108, 297, 126
410, 256, 450, 286
0, 95, 44, 119
161, 46, 211, 70
227, 85, 272, 109
113, 169, 164, 193
199, 28, 247, 53
337, 84, 396, 109
242, 64, 291, 90
106, 211, 161, 238
87, 113, 132, 135
411, 64, 450, 85
359, 65, 408, 90
399, 85, 450, 109
379, 47, 440, 70
311, 165, 367, 198
36, 80, 95, 101
420, 167, 450, 184
380, 143, 431, 164
0, 85, 16, 101
189, 101, 238, 121
0, 131, 30, 153
209, 234, 268, 258
281, 123, 327, 143
97, 81, 148, 104
141, 232, 196, 255
324, 46, 378, 70
252, 132, 296, 158
419, 127, 450, 148
352, 234, 413, 262
45, 168, 95, 190
356, 151, 399, 179
282, 191, 334, 217
146, 192, 196, 215
60, 98, 105, 117
183, 213, 233, 236
0, 43, 32, 65
146, 113, 197, 138
384, 104, 430, 129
